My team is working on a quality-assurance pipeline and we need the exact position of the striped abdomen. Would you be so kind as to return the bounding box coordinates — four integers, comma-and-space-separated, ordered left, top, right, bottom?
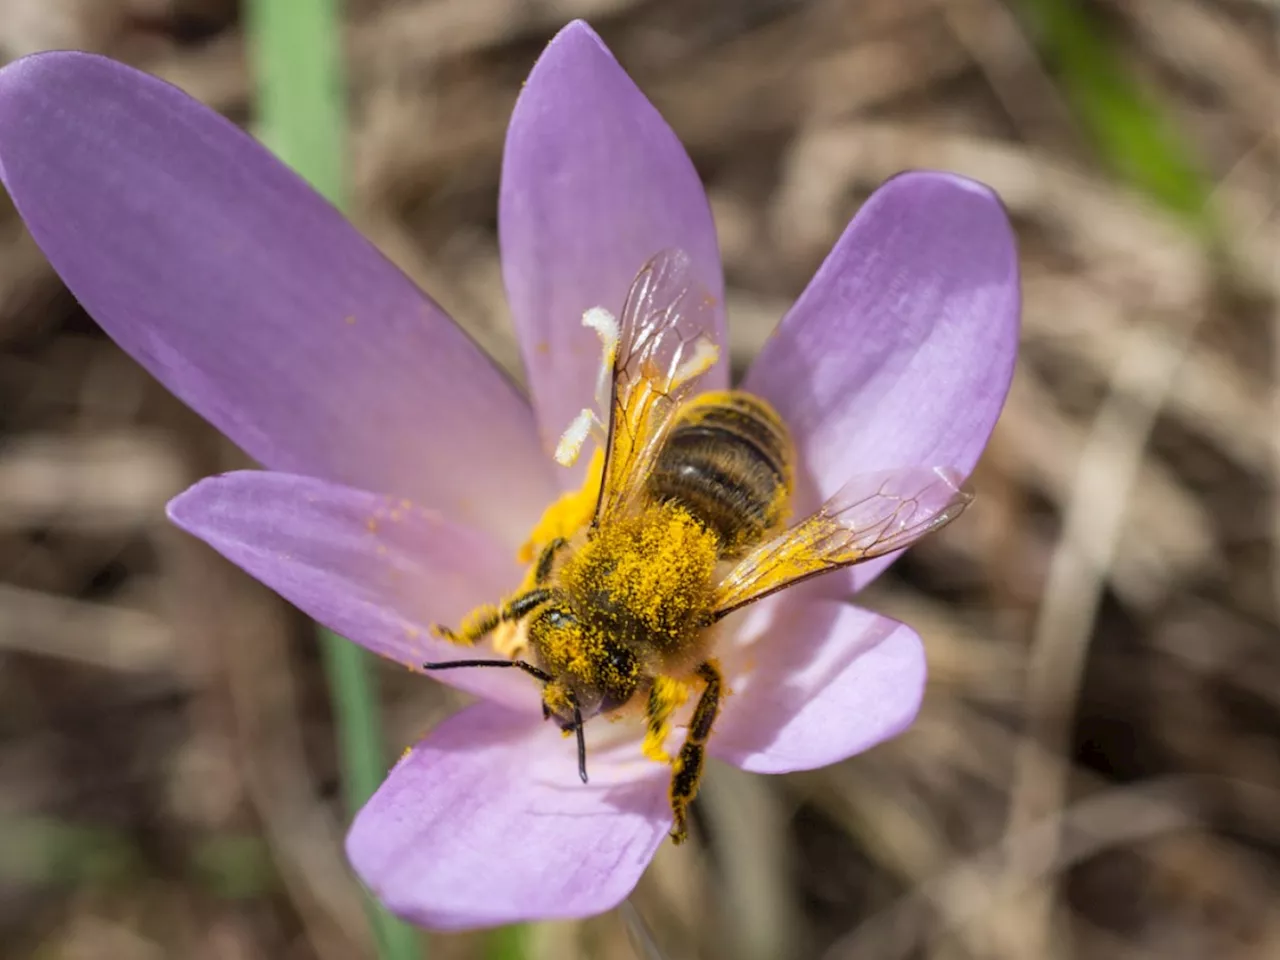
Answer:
647, 390, 794, 559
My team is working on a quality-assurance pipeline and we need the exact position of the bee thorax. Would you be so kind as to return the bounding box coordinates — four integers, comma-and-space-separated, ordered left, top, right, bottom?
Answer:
560, 503, 718, 647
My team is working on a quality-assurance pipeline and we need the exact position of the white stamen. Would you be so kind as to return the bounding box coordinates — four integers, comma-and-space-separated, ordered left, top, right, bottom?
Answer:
555, 408, 595, 466
671, 337, 720, 389
582, 307, 619, 412
551, 307, 630, 469
582, 306, 619, 349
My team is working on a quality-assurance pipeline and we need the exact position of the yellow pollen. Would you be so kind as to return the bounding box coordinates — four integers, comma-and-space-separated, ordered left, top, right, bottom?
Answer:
491, 619, 529, 660
542, 682, 573, 717
446, 450, 606, 663
517, 447, 605, 566
453, 605, 499, 646
562, 502, 717, 639
535, 616, 606, 685
643, 675, 690, 764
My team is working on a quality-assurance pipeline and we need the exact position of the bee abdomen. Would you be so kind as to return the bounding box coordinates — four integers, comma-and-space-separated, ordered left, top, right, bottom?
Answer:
648, 391, 794, 558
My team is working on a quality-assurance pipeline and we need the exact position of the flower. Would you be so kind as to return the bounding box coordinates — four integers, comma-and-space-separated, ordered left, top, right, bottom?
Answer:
0, 20, 1018, 931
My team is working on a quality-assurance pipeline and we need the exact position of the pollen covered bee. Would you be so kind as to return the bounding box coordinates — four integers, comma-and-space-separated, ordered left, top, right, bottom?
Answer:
426, 249, 971, 844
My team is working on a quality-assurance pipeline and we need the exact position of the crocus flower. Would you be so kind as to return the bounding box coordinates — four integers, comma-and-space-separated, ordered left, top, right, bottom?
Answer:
0, 21, 1018, 930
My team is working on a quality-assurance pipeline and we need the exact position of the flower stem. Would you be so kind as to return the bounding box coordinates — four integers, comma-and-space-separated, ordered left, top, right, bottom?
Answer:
244, 2, 422, 957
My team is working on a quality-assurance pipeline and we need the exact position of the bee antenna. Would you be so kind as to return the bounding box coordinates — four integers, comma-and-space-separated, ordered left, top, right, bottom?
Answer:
421, 658, 552, 684
574, 706, 588, 784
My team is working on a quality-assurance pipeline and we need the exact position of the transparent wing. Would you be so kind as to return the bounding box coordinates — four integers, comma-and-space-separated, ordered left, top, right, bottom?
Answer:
593, 249, 721, 524
712, 466, 973, 618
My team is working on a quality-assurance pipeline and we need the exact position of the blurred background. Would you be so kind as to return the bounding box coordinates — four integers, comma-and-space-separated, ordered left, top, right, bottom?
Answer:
0, 1, 1277, 958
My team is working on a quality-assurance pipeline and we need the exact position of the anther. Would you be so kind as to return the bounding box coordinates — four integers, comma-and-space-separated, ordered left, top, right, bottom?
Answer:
553, 306, 618, 467
555, 408, 595, 467
670, 338, 719, 389
583, 306, 619, 413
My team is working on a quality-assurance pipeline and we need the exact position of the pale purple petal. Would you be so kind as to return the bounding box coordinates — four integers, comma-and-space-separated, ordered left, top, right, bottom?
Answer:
712, 600, 925, 773
347, 701, 670, 930
500, 21, 728, 475
0, 51, 554, 544
167, 471, 538, 710
744, 171, 1019, 588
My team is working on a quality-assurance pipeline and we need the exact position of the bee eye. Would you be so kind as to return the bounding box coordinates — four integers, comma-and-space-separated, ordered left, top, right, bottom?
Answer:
606, 645, 635, 673
544, 607, 576, 628
598, 643, 639, 713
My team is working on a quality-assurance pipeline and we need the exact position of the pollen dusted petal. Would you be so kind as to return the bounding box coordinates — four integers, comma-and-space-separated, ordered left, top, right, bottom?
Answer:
0, 51, 555, 547
743, 170, 1019, 590
347, 702, 671, 931
500, 20, 728, 481
167, 471, 539, 711
710, 600, 926, 773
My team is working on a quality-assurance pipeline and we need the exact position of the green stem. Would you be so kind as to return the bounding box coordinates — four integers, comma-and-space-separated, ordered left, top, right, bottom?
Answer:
318, 630, 423, 959
244, 2, 422, 958
485, 923, 531, 960
1013, 0, 1215, 234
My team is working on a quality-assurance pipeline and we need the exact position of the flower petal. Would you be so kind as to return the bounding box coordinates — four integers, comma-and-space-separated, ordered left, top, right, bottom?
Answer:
167, 471, 538, 710
0, 51, 554, 543
500, 21, 728, 473
743, 171, 1019, 587
347, 701, 670, 930
711, 600, 925, 773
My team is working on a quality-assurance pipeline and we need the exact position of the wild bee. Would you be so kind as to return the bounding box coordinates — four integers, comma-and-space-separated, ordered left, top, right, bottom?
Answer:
426, 249, 971, 844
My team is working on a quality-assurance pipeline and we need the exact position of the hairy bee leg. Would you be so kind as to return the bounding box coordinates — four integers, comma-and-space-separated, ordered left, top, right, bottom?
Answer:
642, 675, 690, 764
432, 587, 552, 645
533, 537, 568, 585
669, 661, 722, 845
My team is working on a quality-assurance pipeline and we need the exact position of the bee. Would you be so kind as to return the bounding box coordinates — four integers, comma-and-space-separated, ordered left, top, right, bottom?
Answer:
426, 249, 971, 844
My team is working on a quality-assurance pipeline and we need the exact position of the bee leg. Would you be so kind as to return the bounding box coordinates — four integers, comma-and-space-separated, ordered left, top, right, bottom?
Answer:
434, 539, 566, 645
669, 661, 722, 846
533, 537, 568, 585
432, 587, 552, 645
642, 675, 690, 764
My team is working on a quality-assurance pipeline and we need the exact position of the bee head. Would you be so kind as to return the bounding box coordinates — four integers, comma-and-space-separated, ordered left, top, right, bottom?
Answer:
528, 601, 642, 724
595, 641, 641, 712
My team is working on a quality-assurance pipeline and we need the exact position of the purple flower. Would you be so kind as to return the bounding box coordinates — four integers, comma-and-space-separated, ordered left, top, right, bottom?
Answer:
0, 21, 1018, 931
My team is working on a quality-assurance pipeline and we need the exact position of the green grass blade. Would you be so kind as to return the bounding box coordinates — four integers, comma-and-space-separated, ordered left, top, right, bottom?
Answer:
318, 629, 424, 959
1014, 0, 1214, 230
485, 923, 532, 960
244, 2, 423, 957
245, 0, 345, 201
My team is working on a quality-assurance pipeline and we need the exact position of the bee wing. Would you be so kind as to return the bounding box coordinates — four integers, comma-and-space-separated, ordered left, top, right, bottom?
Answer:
593, 249, 721, 524
712, 466, 973, 619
